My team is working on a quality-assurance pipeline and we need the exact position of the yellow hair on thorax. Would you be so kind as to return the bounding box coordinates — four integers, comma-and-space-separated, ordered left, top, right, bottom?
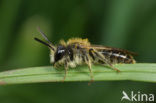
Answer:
59, 39, 67, 46
67, 38, 90, 46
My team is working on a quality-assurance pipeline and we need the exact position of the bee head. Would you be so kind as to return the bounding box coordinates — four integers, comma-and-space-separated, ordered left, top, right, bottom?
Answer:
54, 45, 66, 62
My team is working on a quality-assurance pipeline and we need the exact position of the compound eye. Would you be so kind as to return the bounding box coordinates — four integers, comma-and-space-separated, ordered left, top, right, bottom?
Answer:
54, 46, 66, 62
58, 49, 65, 54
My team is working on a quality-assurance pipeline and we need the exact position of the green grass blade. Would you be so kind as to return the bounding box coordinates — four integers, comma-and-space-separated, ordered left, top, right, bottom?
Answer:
0, 63, 156, 85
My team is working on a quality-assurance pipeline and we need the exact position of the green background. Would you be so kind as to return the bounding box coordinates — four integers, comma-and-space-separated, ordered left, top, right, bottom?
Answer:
0, 0, 156, 103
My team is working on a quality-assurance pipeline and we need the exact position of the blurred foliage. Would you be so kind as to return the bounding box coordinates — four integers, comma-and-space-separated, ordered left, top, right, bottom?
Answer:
0, 0, 156, 103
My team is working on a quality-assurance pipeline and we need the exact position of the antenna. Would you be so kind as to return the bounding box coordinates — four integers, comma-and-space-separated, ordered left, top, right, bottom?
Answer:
37, 27, 53, 45
34, 38, 54, 50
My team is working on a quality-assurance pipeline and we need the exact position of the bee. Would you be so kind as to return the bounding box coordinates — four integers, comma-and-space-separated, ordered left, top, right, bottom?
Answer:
34, 28, 136, 82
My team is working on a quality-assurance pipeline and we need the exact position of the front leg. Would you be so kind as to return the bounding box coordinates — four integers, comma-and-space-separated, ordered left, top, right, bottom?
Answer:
62, 60, 68, 82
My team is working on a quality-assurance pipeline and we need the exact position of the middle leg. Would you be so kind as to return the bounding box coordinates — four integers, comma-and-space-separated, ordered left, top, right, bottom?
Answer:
82, 51, 94, 82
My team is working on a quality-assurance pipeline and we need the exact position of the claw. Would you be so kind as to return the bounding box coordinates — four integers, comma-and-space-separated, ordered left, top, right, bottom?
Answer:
88, 78, 94, 85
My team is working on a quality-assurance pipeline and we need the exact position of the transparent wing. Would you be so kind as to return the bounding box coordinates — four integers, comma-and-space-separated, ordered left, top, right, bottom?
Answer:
80, 44, 137, 56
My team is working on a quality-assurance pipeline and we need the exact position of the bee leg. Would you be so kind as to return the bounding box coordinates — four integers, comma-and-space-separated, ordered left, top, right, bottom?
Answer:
88, 61, 94, 81
82, 50, 94, 84
107, 63, 120, 72
62, 61, 68, 82
53, 62, 57, 68
87, 61, 94, 85
93, 49, 120, 72
85, 54, 94, 84
101, 59, 120, 72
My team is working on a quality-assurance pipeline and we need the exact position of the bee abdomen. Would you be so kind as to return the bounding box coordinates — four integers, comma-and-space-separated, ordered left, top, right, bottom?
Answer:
102, 50, 135, 64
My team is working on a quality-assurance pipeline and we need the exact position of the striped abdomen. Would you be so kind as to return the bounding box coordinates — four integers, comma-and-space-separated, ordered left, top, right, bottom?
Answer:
101, 50, 136, 64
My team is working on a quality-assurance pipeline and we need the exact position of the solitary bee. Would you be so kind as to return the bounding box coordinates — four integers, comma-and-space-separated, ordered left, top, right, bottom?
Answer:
34, 28, 136, 81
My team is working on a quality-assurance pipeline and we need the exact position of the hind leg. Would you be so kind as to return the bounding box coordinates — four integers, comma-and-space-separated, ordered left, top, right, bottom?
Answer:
105, 63, 120, 72
92, 49, 120, 72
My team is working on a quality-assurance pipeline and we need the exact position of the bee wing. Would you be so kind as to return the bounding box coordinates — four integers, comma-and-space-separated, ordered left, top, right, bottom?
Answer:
80, 44, 137, 56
